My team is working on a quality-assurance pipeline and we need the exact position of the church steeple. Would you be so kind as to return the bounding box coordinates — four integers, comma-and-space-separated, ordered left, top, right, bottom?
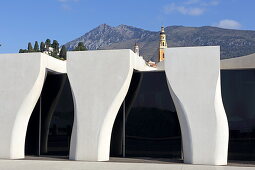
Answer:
159, 26, 167, 62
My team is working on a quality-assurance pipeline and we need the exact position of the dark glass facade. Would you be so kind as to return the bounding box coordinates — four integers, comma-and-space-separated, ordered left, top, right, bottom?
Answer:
221, 70, 255, 161
25, 74, 74, 156
111, 71, 182, 159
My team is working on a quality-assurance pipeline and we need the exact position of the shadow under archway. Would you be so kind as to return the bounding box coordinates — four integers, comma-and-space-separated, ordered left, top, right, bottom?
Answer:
110, 71, 182, 159
25, 73, 74, 157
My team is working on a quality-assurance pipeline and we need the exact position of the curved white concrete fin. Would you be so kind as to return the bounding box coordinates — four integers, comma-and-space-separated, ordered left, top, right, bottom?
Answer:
164, 46, 229, 165
67, 50, 134, 161
0, 53, 66, 159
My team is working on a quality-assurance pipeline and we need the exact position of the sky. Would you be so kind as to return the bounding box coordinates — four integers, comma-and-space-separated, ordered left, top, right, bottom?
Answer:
0, 0, 254, 53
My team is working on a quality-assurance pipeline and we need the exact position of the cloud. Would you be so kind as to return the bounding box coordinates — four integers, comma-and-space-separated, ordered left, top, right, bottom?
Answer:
215, 19, 242, 29
164, 0, 219, 16
164, 3, 205, 16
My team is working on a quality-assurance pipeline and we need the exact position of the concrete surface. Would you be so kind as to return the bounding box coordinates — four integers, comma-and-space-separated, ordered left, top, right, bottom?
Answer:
0, 158, 255, 170
221, 53, 255, 70
67, 50, 134, 161
164, 46, 229, 165
0, 53, 66, 159
67, 50, 156, 161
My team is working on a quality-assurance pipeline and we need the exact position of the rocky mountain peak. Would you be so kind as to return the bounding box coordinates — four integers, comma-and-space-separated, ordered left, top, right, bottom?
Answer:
64, 24, 255, 61
95, 24, 113, 32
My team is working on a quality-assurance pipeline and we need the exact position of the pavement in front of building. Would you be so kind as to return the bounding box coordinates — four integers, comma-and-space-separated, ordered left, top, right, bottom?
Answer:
0, 156, 254, 170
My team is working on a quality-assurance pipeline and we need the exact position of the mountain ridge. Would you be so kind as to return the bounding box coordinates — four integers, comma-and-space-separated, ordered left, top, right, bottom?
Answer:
64, 24, 255, 61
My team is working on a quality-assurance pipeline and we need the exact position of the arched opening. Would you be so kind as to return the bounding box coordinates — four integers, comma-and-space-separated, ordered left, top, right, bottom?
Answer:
110, 71, 182, 160
25, 73, 74, 157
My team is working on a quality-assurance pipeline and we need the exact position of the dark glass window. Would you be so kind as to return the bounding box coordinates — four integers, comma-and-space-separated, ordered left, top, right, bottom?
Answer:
25, 74, 74, 156
111, 71, 182, 159
221, 70, 255, 161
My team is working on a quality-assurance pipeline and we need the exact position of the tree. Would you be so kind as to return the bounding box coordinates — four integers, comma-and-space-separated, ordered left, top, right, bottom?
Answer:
28, 42, 33, 52
45, 39, 51, 49
40, 42, 45, 52
19, 49, 24, 53
51, 51, 58, 58
19, 49, 28, 53
74, 42, 87, 51
59, 45, 67, 60
52, 40, 59, 52
34, 41, 39, 52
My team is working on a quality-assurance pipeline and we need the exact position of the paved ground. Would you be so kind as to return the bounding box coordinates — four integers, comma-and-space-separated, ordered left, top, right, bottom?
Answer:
0, 156, 254, 170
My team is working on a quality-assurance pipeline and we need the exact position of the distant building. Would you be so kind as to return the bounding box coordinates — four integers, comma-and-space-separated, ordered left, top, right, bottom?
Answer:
158, 26, 167, 62
132, 26, 167, 63
133, 43, 157, 68
133, 42, 139, 56
43, 46, 59, 56
146, 60, 157, 68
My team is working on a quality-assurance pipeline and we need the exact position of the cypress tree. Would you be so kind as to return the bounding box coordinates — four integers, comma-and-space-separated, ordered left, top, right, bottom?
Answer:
40, 42, 45, 52
45, 39, 51, 48
52, 40, 59, 53
28, 42, 33, 52
52, 51, 58, 58
34, 41, 39, 52
59, 45, 67, 60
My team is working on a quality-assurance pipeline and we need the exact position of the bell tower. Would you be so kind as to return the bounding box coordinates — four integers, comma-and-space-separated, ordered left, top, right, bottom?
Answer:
158, 26, 167, 62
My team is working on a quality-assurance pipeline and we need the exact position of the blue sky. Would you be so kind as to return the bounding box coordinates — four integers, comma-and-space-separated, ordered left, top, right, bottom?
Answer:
0, 0, 254, 53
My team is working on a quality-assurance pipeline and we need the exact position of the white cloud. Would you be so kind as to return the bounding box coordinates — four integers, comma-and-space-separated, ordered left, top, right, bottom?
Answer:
215, 19, 242, 29
164, 0, 219, 16
164, 3, 205, 16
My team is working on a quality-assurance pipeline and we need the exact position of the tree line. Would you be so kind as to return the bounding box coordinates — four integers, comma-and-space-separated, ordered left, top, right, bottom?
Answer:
19, 39, 87, 60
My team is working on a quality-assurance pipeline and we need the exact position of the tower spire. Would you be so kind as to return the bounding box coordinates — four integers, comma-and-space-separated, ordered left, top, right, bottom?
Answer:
158, 26, 167, 62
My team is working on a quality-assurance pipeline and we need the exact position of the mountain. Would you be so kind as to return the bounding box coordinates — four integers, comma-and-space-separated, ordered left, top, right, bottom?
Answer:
64, 24, 255, 61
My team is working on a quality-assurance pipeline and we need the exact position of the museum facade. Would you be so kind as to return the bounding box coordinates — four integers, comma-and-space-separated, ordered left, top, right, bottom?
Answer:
0, 47, 255, 166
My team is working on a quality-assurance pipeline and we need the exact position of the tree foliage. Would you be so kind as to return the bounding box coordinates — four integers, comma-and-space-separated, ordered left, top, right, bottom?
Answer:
52, 40, 59, 53
59, 45, 67, 59
40, 42, 45, 52
45, 39, 51, 49
34, 41, 39, 52
19, 49, 28, 53
18, 39, 72, 60
28, 42, 33, 52
74, 42, 87, 51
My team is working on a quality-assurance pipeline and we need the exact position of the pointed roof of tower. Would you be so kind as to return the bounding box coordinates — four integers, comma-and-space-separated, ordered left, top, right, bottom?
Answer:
160, 26, 165, 34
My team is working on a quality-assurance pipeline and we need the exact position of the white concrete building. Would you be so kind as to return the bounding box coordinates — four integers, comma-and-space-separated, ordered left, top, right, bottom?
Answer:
0, 47, 254, 169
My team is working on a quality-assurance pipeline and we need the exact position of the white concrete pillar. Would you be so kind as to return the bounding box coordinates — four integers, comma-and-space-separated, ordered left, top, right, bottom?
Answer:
67, 50, 134, 161
164, 46, 229, 165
